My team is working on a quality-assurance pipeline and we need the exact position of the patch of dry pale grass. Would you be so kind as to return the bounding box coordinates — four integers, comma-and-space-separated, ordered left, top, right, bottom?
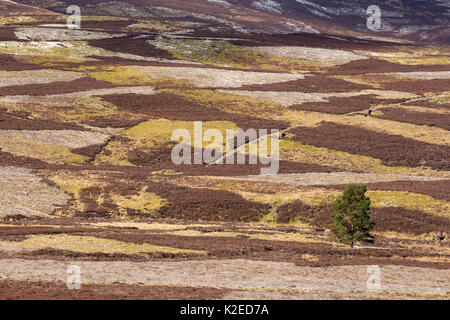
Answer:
368, 191, 450, 218
43, 170, 106, 214
301, 253, 320, 261
0, 130, 110, 149
4, 97, 146, 125
136, 66, 306, 88
222, 89, 418, 107
0, 135, 87, 164
167, 229, 332, 245
0, 234, 206, 255
0, 69, 84, 87
0, 167, 70, 218
251, 46, 368, 67
227, 172, 444, 187
94, 119, 238, 166
110, 188, 168, 215
88, 222, 218, 231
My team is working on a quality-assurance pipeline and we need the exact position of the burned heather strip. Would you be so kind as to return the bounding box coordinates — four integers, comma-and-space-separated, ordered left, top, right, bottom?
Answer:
0, 77, 129, 96
375, 107, 450, 130
235, 74, 373, 92
100, 92, 290, 131
276, 200, 450, 235
287, 122, 450, 170
291, 95, 407, 115
0, 280, 228, 300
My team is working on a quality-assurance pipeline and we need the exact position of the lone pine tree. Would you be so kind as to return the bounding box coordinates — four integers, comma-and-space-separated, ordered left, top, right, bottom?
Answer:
331, 184, 375, 248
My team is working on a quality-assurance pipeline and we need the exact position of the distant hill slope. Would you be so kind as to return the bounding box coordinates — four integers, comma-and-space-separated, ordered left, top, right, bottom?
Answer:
6, 0, 450, 43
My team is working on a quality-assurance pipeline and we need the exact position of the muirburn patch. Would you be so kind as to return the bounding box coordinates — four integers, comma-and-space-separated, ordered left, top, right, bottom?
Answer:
369, 207, 450, 235
276, 200, 450, 235
124, 143, 339, 176
0, 77, 129, 96
379, 79, 450, 94
277, 200, 332, 227
88, 38, 173, 59
150, 182, 271, 222
364, 180, 450, 202
100, 92, 290, 130
235, 74, 373, 93
74, 177, 271, 222
328, 58, 450, 76
287, 122, 450, 171
0, 53, 44, 71
375, 107, 450, 130
0, 280, 228, 300
0, 108, 87, 131
291, 95, 407, 115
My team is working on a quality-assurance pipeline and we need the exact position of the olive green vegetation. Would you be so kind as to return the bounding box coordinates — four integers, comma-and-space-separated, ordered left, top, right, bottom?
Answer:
331, 184, 375, 248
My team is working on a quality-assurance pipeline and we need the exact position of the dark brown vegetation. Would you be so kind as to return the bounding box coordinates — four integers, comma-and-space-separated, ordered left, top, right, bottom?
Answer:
375, 107, 450, 130
287, 122, 450, 170
291, 95, 407, 114
0, 280, 228, 300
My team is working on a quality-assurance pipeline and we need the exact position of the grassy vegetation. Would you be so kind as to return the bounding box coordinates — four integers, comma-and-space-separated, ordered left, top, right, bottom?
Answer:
279, 139, 448, 177
278, 110, 450, 146
151, 38, 315, 72
86, 66, 191, 88
127, 20, 204, 32
95, 118, 239, 166
176, 89, 281, 117
333, 74, 407, 88
368, 191, 450, 217
379, 56, 450, 65
0, 234, 206, 255
0, 16, 35, 25
0, 41, 111, 65
6, 97, 141, 125
357, 46, 450, 65
0, 136, 87, 165
111, 187, 168, 215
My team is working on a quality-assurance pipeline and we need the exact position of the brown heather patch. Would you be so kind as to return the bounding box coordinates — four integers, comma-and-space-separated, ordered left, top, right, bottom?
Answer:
46, 169, 271, 221
404, 100, 450, 111
0, 27, 16, 41
81, 19, 136, 31
0, 53, 45, 70
328, 58, 450, 76
85, 231, 448, 269
234, 74, 373, 92
291, 95, 407, 115
0, 108, 87, 131
0, 77, 129, 96
71, 143, 110, 161
99, 92, 290, 131
277, 200, 450, 235
378, 79, 450, 95
369, 207, 450, 235
318, 180, 450, 202
287, 122, 450, 171
375, 107, 450, 130
364, 180, 450, 202
0, 280, 228, 300
88, 38, 173, 59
